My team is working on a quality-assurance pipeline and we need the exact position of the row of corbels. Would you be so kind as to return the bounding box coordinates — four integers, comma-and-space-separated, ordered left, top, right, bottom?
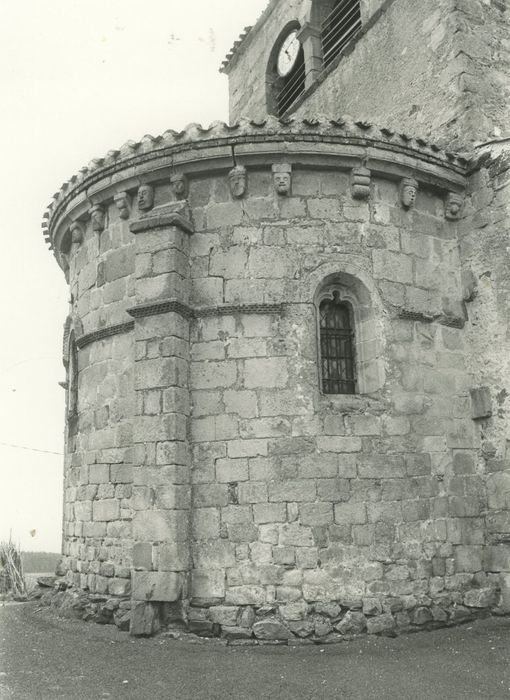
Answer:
42, 115, 469, 248
351, 167, 464, 220
62, 164, 465, 249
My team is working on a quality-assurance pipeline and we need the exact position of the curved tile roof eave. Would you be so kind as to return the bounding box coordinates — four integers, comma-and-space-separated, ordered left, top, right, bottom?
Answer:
42, 114, 472, 252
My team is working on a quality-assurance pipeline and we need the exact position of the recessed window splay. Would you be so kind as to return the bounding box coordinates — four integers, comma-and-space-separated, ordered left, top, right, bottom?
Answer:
319, 291, 356, 395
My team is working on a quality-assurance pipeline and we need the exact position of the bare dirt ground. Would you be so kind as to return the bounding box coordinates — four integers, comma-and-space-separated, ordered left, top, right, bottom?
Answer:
1, 602, 509, 700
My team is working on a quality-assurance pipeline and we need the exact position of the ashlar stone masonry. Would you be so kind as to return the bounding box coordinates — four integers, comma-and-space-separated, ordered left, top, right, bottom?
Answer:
42, 0, 510, 641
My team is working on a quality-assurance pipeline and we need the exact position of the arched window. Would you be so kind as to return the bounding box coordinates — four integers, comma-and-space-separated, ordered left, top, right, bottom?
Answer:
313, 269, 385, 396
319, 290, 356, 394
267, 23, 306, 117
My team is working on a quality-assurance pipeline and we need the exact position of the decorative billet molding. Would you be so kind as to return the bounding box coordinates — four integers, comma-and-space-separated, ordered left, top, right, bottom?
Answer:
127, 299, 284, 321
76, 321, 135, 349
398, 309, 465, 329
195, 303, 283, 318
127, 300, 193, 320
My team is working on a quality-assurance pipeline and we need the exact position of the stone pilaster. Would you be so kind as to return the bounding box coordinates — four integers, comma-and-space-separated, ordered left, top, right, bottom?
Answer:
128, 203, 194, 635
297, 23, 323, 90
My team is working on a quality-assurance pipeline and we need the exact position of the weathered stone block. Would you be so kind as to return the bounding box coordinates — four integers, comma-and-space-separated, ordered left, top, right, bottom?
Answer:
130, 602, 159, 637
132, 571, 182, 602
92, 499, 120, 522
500, 574, 510, 613
334, 502, 367, 525
299, 503, 334, 526
192, 508, 220, 541
158, 542, 191, 572
336, 610, 367, 634
463, 587, 496, 608
192, 483, 229, 508
244, 358, 289, 389
317, 436, 362, 453
253, 503, 286, 524
133, 542, 153, 570
454, 546, 483, 573
216, 458, 249, 483
192, 541, 236, 569
366, 613, 396, 635
253, 619, 292, 640
269, 480, 316, 503
225, 586, 266, 605
132, 510, 189, 543
191, 570, 225, 599
469, 386, 492, 419
238, 481, 268, 504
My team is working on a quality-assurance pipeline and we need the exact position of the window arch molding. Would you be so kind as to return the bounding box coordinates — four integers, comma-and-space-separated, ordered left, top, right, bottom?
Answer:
63, 315, 83, 420
266, 20, 306, 117
309, 263, 385, 395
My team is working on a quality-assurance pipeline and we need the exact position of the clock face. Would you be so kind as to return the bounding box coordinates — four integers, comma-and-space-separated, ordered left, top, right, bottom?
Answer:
277, 30, 301, 78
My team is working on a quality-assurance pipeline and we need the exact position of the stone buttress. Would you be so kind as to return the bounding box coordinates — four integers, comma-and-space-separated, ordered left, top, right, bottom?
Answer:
43, 118, 509, 639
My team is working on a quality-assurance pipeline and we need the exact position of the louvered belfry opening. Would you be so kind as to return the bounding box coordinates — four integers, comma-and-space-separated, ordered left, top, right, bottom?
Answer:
320, 291, 356, 395
277, 43, 306, 116
321, 0, 362, 68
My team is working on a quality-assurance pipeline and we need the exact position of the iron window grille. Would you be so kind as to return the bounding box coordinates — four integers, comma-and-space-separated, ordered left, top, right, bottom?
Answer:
277, 43, 306, 116
321, 0, 362, 68
319, 291, 356, 394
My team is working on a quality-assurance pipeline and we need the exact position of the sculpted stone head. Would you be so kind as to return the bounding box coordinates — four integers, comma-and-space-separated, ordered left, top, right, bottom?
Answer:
445, 192, 464, 220
400, 178, 418, 209
70, 222, 84, 245
228, 166, 247, 199
171, 173, 188, 199
114, 191, 131, 220
272, 163, 292, 196
90, 205, 105, 233
137, 184, 154, 211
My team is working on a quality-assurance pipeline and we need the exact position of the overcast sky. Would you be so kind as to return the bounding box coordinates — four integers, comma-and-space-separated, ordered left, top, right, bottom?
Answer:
0, 0, 267, 553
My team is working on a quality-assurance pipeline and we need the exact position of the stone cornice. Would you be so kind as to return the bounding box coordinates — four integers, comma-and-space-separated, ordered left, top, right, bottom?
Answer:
398, 309, 465, 329
127, 300, 193, 320
76, 321, 135, 349
43, 115, 471, 253
127, 299, 283, 321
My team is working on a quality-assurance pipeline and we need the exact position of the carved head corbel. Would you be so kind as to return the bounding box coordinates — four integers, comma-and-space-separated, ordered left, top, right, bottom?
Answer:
171, 172, 189, 199
228, 165, 247, 199
272, 163, 292, 196
445, 192, 464, 221
114, 191, 132, 220
351, 167, 371, 200
400, 177, 419, 209
90, 204, 105, 233
70, 221, 84, 246
137, 183, 154, 211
